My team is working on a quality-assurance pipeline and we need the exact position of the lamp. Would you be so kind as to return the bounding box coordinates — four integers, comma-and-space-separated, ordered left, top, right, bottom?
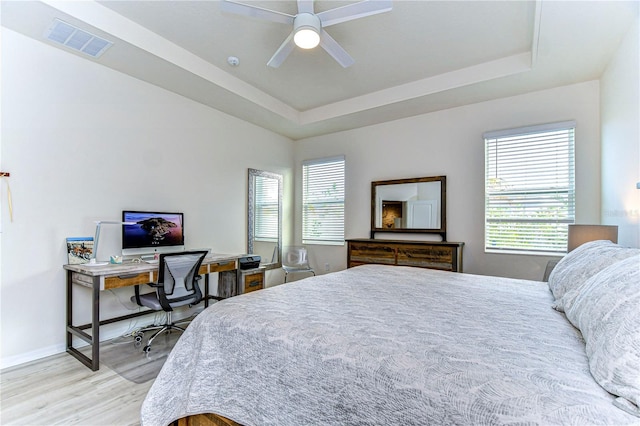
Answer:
293, 13, 321, 49
90, 220, 135, 263
567, 224, 618, 252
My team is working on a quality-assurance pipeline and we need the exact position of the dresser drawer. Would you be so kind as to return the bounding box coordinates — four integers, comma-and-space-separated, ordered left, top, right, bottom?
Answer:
242, 271, 264, 293
208, 261, 236, 273
347, 239, 464, 272
105, 272, 153, 290
348, 242, 396, 266
396, 245, 454, 270
151, 262, 222, 282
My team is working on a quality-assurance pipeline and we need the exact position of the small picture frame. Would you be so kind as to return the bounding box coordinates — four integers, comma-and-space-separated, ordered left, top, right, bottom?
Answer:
66, 237, 94, 264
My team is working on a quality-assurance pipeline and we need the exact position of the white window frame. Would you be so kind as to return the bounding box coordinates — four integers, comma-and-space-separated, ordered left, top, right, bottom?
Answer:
254, 174, 279, 242
302, 156, 345, 245
484, 121, 576, 254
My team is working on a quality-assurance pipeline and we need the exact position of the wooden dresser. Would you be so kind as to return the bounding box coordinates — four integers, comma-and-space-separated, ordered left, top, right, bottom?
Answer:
346, 239, 464, 272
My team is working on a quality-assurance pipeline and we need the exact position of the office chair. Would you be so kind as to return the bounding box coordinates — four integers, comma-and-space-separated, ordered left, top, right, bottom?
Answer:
131, 250, 208, 353
282, 246, 316, 282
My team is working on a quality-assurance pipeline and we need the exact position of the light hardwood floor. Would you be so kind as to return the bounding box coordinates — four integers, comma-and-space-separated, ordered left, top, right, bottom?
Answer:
1, 352, 153, 425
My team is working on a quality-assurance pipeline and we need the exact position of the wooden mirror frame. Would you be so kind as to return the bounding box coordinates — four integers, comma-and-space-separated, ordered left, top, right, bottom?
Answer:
248, 168, 283, 270
371, 175, 447, 240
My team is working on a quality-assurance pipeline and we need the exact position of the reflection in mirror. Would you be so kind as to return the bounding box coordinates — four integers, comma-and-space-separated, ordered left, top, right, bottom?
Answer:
376, 181, 441, 229
371, 176, 446, 238
248, 169, 283, 270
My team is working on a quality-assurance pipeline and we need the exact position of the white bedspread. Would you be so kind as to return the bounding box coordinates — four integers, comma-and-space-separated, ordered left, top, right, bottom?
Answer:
141, 265, 638, 425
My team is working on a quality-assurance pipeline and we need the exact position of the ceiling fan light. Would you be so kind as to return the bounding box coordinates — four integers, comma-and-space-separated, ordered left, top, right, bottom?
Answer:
293, 13, 321, 49
294, 27, 320, 49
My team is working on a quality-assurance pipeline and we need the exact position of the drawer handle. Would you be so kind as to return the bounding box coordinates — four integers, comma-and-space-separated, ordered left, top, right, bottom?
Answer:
118, 273, 140, 279
247, 281, 261, 288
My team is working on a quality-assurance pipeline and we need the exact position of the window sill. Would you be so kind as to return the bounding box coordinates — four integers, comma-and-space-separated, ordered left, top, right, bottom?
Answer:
303, 240, 346, 246
485, 249, 565, 257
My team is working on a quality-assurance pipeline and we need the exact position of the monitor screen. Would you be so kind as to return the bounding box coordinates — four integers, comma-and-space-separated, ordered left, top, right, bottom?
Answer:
122, 211, 184, 256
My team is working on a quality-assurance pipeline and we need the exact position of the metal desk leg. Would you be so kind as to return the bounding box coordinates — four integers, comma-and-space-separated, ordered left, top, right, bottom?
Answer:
66, 273, 101, 371
91, 277, 100, 370
66, 270, 73, 351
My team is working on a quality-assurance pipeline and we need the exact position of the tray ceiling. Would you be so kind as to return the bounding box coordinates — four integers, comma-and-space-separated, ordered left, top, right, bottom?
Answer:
2, 1, 637, 139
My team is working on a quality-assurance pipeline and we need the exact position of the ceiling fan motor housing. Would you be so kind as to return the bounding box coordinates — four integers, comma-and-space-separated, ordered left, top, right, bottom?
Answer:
293, 13, 322, 49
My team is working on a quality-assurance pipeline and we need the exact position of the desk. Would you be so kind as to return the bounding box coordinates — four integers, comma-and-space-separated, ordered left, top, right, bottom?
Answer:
64, 254, 240, 371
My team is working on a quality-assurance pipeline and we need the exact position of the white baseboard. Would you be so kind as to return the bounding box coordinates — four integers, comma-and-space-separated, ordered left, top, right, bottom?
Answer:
0, 304, 205, 370
1, 343, 67, 370
0, 323, 141, 370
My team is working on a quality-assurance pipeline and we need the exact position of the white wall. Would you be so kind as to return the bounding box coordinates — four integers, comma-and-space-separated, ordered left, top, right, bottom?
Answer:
0, 29, 294, 368
3, 16, 636, 369
294, 81, 602, 280
601, 17, 640, 248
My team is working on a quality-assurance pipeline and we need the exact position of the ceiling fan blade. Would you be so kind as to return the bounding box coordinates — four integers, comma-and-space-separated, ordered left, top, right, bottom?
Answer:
267, 32, 296, 68
320, 30, 355, 68
297, 0, 314, 14
220, 0, 294, 25
318, 0, 393, 28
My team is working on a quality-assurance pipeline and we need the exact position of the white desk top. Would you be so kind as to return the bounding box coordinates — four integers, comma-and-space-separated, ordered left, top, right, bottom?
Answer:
64, 253, 241, 276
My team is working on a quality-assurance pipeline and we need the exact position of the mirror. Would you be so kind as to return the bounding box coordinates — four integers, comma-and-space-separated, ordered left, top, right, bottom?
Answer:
371, 176, 447, 239
248, 169, 283, 270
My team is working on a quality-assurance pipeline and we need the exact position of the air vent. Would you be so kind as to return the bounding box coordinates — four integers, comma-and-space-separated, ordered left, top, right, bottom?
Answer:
44, 19, 113, 58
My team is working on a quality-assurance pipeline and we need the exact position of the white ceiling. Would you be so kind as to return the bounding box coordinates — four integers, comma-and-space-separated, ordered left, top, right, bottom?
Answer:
2, 1, 637, 140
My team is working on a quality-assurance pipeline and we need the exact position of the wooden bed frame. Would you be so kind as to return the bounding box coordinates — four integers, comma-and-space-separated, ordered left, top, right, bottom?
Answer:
175, 413, 242, 426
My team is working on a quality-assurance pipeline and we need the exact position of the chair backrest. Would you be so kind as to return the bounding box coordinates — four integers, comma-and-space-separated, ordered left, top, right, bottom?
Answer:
271, 244, 279, 264
157, 250, 208, 310
282, 246, 309, 268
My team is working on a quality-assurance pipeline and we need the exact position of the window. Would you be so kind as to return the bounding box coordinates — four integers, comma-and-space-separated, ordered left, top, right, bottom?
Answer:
254, 175, 279, 242
484, 121, 575, 254
302, 156, 345, 245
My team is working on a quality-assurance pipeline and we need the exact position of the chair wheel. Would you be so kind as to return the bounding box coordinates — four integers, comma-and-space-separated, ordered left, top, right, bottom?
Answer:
143, 345, 151, 353
134, 340, 142, 348
134, 334, 143, 343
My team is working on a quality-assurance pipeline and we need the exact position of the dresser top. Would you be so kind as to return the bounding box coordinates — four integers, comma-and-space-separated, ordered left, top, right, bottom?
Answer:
346, 238, 464, 247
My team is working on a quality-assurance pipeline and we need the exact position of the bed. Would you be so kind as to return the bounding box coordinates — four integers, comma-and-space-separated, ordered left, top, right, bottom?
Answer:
141, 240, 640, 425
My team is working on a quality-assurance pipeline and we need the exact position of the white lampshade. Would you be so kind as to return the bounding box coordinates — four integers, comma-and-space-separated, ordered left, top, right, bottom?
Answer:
567, 224, 618, 252
294, 28, 320, 49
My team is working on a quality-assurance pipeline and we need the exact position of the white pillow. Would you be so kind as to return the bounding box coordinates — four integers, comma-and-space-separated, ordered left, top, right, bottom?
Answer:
548, 240, 639, 307
565, 255, 640, 417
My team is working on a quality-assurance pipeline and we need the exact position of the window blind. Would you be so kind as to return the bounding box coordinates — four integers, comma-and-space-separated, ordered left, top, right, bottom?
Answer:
484, 121, 575, 254
254, 175, 279, 242
302, 156, 345, 245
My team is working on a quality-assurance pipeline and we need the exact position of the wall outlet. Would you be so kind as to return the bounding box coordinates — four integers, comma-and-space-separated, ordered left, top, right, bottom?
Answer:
324, 263, 330, 272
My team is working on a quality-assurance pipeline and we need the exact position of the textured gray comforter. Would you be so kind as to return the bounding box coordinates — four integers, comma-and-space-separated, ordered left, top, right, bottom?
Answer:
141, 265, 638, 425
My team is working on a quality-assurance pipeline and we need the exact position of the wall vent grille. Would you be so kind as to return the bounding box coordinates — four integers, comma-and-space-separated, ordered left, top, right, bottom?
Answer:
44, 19, 113, 58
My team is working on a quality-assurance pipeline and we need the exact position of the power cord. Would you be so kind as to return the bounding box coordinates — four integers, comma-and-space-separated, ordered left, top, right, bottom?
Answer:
108, 288, 142, 311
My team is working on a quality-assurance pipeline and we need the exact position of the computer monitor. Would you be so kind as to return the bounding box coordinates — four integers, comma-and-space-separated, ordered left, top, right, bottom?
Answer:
122, 210, 185, 257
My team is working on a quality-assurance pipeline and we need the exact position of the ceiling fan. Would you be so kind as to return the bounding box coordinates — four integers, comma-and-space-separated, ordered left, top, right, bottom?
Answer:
220, 0, 393, 68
